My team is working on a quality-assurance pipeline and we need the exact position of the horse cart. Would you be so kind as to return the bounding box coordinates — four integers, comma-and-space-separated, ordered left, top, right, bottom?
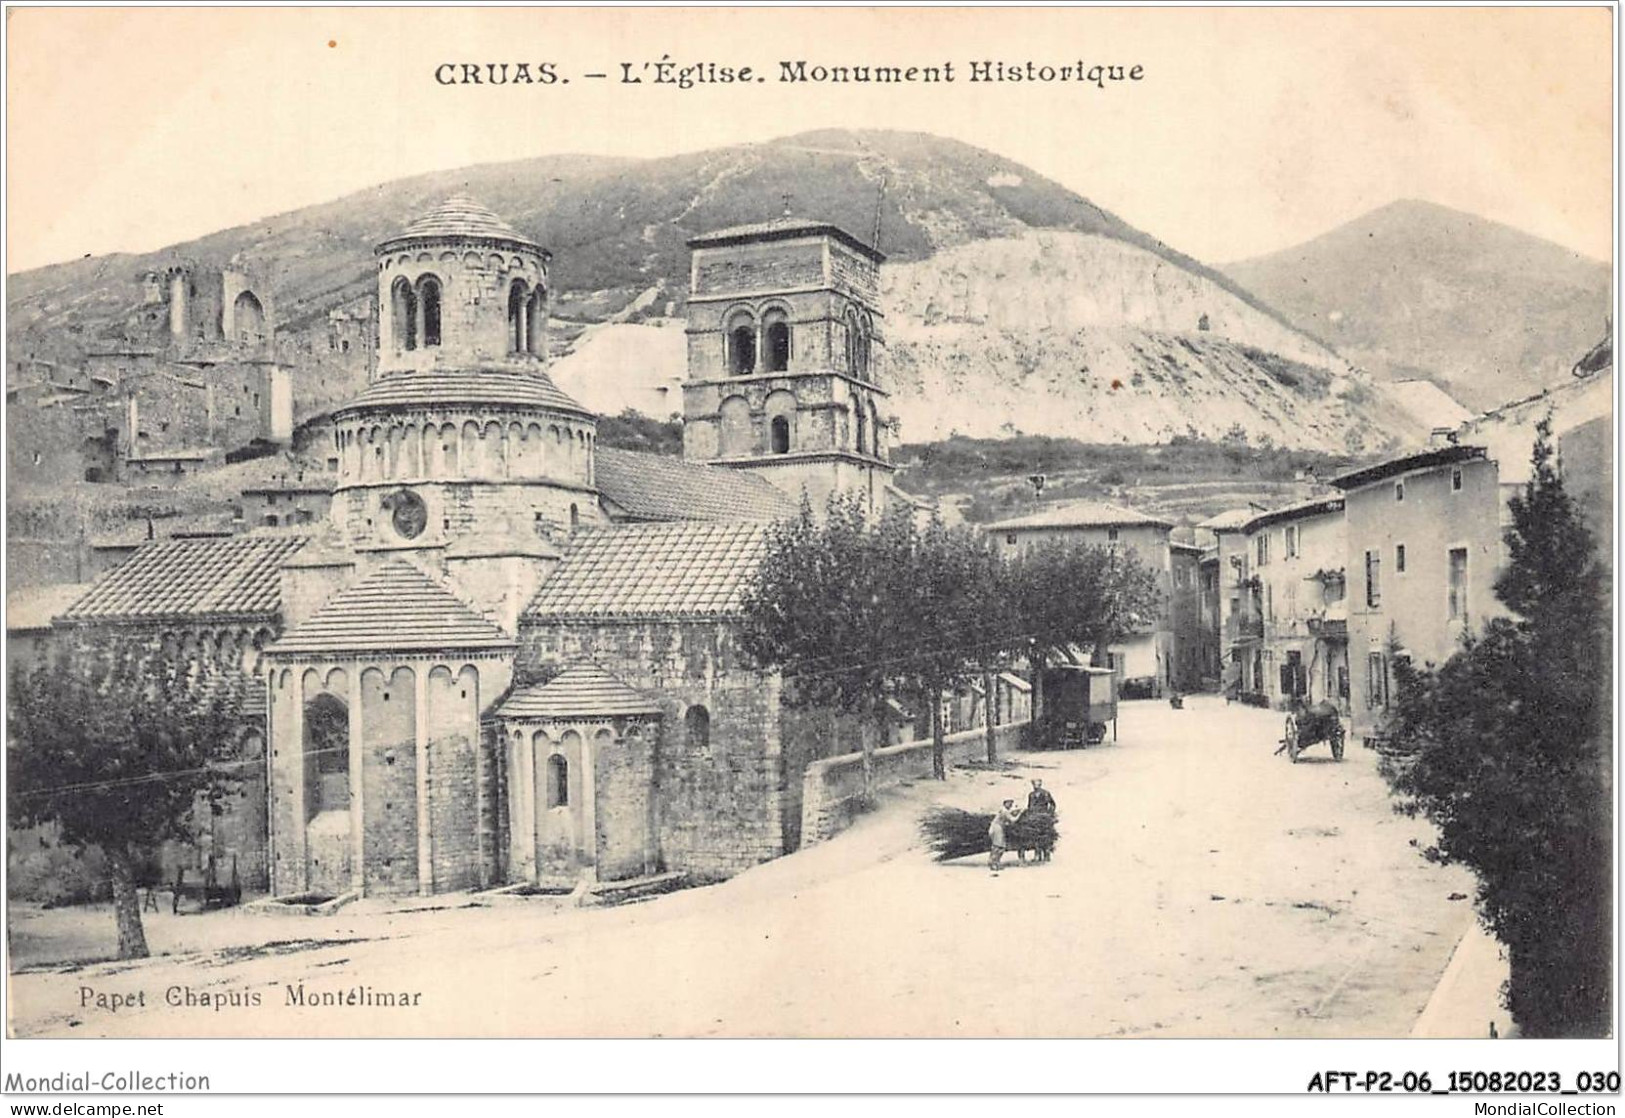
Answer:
1278, 697, 1345, 762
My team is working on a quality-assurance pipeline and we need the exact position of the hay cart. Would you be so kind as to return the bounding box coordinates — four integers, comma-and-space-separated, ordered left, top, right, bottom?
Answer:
1038, 664, 1117, 748
1279, 697, 1346, 762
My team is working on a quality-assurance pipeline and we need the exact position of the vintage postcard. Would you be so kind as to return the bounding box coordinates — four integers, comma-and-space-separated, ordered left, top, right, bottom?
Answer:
2, 3, 1616, 1097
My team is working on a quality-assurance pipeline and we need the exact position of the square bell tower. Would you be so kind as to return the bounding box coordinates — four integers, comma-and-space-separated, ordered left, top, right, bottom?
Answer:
682, 217, 895, 516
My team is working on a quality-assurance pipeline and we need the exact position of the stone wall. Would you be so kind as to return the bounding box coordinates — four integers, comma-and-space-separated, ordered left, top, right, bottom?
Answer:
799, 720, 1031, 846
516, 617, 785, 882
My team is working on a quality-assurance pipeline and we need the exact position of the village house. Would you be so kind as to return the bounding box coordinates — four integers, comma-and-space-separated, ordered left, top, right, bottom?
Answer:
986, 501, 1181, 695
1331, 345, 1613, 744
1330, 445, 1503, 743
1238, 495, 1349, 713
1196, 507, 1258, 698
42, 197, 943, 899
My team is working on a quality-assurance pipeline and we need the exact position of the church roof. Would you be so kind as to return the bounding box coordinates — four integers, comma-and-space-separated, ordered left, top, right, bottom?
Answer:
379, 194, 542, 251
267, 560, 513, 656
985, 500, 1173, 532
496, 661, 662, 719
334, 368, 591, 418
57, 536, 309, 624
687, 216, 884, 262
525, 520, 771, 620
594, 447, 798, 523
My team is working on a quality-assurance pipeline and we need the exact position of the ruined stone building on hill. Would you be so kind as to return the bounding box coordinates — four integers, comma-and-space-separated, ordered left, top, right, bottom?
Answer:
49, 197, 914, 897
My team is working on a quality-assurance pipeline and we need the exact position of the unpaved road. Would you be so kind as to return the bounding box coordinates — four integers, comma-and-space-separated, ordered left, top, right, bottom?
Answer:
8, 696, 1478, 1038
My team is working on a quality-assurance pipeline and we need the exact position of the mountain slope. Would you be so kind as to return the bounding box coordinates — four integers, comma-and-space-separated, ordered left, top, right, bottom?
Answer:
8, 129, 1406, 451
1222, 200, 1611, 410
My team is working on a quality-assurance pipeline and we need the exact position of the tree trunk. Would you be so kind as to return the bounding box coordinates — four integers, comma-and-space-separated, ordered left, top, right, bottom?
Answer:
930, 681, 946, 780
1029, 652, 1046, 748
861, 706, 878, 804
106, 844, 150, 960
983, 666, 998, 764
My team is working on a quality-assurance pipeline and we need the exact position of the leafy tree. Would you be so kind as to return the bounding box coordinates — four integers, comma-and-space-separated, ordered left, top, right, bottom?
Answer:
1380, 420, 1610, 1036
896, 517, 1005, 778
1003, 539, 1162, 725
8, 639, 248, 959
740, 495, 909, 796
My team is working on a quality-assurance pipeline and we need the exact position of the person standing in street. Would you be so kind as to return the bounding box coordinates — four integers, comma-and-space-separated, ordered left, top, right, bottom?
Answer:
989, 799, 1022, 874
1026, 778, 1057, 862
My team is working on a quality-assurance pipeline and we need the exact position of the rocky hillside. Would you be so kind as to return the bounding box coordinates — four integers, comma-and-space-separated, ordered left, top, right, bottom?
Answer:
10, 129, 1412, 452
1223, 200, 1612, 411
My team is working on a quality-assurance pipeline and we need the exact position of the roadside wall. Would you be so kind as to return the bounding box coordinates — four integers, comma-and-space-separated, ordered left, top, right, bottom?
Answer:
799, 720, 1030, 846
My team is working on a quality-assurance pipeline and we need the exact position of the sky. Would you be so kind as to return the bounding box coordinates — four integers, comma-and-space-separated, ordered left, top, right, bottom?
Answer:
5, 6, 1614, 274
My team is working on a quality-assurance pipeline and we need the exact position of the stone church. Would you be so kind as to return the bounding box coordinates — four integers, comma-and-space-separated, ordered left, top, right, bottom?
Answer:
54, 197, 910, 897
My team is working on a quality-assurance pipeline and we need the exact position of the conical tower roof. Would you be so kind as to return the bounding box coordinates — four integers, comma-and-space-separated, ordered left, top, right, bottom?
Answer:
378, 194, 541, 252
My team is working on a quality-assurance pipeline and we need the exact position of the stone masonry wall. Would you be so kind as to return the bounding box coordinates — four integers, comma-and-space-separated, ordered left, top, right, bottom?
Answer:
800, 720, 1031, 845
516, 618, 783, 882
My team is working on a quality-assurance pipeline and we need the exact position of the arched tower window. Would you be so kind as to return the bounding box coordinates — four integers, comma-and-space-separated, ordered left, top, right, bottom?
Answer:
233, 291, 266, 344
417, 276, 442, 348
870, 400, 884, 460
854, 397, 867, 455
525, 286, 546, 355
770, 416, 790, 455
545, 753, 569, 808
763, 308, 790, 372
392, 278, 417, 352
685, 705, 711, 752
726, 310, 757, 376
508, 281, 528, 355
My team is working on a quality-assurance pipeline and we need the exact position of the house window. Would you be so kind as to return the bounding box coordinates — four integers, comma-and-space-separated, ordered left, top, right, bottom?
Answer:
1255, 533, 1269, 566
1366, 651, 1387, 709
685, 705, 710, 753
1364, 549, 1381, 607
1451, 466, 1463, 492
1395, 479, 1405, 502
1447, 547, 1469, 621
1284, 525, 1298, 558
1108, 527, 1119, 543
545, 754, 568, 808
1395, 544, 1406, 573
1006, 533, 1017, 546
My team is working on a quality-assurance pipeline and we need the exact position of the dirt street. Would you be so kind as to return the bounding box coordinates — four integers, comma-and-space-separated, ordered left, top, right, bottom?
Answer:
7, 696, 1479, 1038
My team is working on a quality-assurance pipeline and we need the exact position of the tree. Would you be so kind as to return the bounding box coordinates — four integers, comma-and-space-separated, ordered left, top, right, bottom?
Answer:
1003, 539, 1163, 725
740, 494, 910, 797
896, 517, 1005, 778
8, 638, 249, 959
1379, 420, 1610, 1036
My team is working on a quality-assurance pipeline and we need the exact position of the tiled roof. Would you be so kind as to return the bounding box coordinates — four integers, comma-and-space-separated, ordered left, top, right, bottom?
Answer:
985, 500, 1173, 532
58, 536, 309, 623
1197, 507, 1258, 532
1242, 495, 1345, 534
525, 521, 771, 620
1329, 445, 1488, 492
335, 368, 590, 417
687, 216, 883, 262
268, 560, 513, 656
6, 583, 94, 632
595, 447, 798, 523
380, 195, 540, 250
496, 661, 662, 719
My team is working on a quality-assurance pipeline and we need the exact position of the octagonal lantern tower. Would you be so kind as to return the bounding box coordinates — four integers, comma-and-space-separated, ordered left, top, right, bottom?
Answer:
327, 196, 601, 559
